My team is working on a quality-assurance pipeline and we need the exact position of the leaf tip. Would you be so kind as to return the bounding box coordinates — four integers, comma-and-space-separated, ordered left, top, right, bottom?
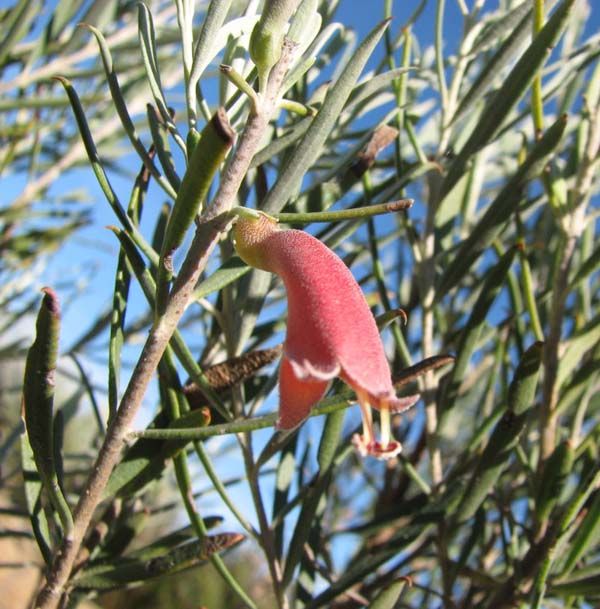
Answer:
212, 108, 236, 146
77, 21, 92, 32
51, 75, 70, 87
41, 287, 60, 318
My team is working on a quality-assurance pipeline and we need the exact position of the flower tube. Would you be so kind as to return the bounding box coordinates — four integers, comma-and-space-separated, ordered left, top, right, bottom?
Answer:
233, 212, 419, 459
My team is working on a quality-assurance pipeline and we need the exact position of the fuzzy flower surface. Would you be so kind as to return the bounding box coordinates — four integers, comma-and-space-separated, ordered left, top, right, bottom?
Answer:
233, 213, 419, 459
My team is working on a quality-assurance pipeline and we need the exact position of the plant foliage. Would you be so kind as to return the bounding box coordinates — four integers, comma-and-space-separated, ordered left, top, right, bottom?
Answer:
1, 0, 600, 608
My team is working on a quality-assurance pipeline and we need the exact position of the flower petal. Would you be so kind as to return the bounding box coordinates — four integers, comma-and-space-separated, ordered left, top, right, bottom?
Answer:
352, 435, 403, 460
277, 356, 330, 430
271, 229, 393, 397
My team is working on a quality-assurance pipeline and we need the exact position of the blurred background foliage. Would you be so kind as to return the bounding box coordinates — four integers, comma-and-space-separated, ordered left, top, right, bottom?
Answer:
1, 0, 600, 608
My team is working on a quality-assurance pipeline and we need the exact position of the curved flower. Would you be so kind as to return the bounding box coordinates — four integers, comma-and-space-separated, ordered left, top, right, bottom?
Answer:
233, 212, 419, 459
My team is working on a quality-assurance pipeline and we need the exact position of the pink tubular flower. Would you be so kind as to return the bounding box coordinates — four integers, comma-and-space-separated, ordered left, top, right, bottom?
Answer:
233, 212, 419, 459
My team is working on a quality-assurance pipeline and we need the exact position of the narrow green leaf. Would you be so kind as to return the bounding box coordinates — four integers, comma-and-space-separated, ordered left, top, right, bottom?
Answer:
346, 67, 414, 110
146, 104, 181, 192
369, 579, 408, 609
569, 242, 600, 291
23, 289, 60, 475
156, 108, 236, 314
22, 288, 73, 533
283, 471, 331, 587
73, 533, 244, 591
68, 353, 104, 435
0, 0, 40, 66
295, 540, 317, 608
189, 0, 235, 86
535, 439, 574, 524
529, 472, 600, 608
104, 407, 210, 499
439, 247, 517, 429
54, 76, 160, 267
273, 199, 413, 224
556, 314, 600, 388
508, 341, 544, 417
452, 2, 533, 123
108, 153, 153, 420
191, 256, 249, 301
442, 0, 576, 198
518, 241, 545, 341
439, 113, 568, 297
137, 3, 173, 128
262, 18, 392, 214
550, 573, 600, 597
448, 508, 486, 591
287, 0, 319, 46
129, 391, 355, 442
317, 409, 345, 472
193, 442, 257, 536
81, 25, 178, 200
250, 116, 312, 168
107, 249, 127, 421
229, 268, 273, 355
19, 433, 52, 564
457, 341, 544, 519
272, 437, 298, 558
45, 0, 79, 41
560, 489, 600, 576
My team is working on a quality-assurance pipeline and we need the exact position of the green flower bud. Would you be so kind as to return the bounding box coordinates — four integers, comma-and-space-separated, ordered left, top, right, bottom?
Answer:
250, 0, 299, 89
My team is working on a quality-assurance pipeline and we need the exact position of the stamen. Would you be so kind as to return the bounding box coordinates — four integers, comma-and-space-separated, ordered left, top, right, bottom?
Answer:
352, 392, 403, 460
357, 390, 374, 444
352, 391, 374, 456
379, 400, 391, 447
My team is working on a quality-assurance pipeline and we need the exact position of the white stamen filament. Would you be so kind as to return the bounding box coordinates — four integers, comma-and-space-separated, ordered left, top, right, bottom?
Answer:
379, 401, 391, 447
357, 391, 374, 445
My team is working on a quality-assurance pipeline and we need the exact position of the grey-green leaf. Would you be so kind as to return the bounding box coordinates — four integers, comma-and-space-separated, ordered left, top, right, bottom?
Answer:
439, 113, 567, 297
457, 341, 544, 520
262, 18, 392, 214
442, 0, 576, 199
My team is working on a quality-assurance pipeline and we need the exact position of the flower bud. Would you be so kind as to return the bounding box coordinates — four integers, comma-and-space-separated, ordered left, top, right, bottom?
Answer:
250, 0, 299, 88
